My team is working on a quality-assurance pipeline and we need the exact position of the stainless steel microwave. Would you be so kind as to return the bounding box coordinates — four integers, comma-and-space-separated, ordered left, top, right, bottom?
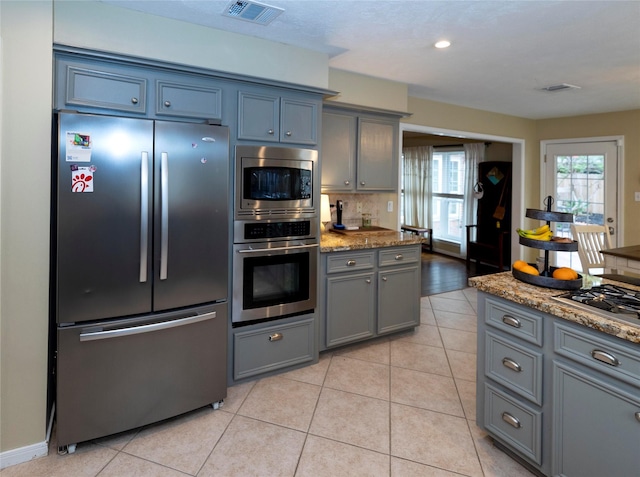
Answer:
235, 145, 318, 219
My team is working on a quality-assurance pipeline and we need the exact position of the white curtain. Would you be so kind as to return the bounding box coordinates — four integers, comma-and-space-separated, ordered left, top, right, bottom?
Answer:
461, 143, 485, 255
402, 146, 432, 228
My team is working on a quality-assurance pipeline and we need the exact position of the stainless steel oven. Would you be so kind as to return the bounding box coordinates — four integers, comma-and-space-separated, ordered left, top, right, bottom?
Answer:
235, 145, 318, 219
232, 233, 318, 325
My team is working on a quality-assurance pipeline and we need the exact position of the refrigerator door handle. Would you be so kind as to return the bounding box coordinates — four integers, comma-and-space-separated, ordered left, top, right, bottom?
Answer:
160, 152, 169, 280
79, 311, 217, 342
140, 151, 149, 283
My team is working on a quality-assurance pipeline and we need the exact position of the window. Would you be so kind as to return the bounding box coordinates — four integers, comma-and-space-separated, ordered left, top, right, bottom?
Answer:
432, 149, 465, 243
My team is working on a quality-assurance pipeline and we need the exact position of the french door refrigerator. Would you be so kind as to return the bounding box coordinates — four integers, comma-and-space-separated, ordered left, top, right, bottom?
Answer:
53, 112, 229, 451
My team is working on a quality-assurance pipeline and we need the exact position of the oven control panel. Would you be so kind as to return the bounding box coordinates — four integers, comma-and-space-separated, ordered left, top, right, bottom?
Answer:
243, 221, 312, 240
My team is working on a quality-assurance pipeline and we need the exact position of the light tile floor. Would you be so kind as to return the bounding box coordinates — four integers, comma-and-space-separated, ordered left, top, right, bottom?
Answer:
2, 288, 536, 477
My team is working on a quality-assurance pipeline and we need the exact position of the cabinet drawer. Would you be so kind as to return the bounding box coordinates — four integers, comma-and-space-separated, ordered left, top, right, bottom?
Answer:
378, 246, 420, 267
554, 321, 640, 387
326, 251, 375, 273
65, 65, 147, 114
156, 80, 222, 119
485, 297, 543, 346
234, 317, 315, 380
484, 383, 542, 465
485, 332, 543, 404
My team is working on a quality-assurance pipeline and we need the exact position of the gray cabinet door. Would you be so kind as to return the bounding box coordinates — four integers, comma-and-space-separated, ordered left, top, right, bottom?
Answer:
237, 91, 279, 142
357, 117, 398, 190
280, 98, 318, 145
326, 272, 375, 347
321, 111, 357, 191
553, 362, 640, 477
64, 65, 148, 114
377, 265, 420, 334
156, 80, 222, 120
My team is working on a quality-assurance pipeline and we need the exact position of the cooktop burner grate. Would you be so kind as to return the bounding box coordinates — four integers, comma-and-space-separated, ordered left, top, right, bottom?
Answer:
554, 284, 640, 325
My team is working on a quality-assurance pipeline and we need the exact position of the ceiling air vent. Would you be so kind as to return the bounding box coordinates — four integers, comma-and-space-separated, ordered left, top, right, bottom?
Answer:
223, 1, 284, 25
541, 83, 581, 92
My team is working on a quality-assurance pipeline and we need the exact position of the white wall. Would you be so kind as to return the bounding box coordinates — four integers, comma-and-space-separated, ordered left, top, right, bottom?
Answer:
1, 0, 53, 456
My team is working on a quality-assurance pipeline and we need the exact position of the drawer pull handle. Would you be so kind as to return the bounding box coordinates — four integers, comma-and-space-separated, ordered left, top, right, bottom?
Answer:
344, 180, 350, 186
360, 181, 366, 186
502, 357, 522, 373
268, 333, 283, 342
591, 349, 620, 367
502, 315, 521, 328
635, 412, 640, 423
285, 131, 292, 137
346, 260, 357, 266
365, 279, 371, 284
267, 129, 275, 135
131, 97, 139, 104
382, 276, 387, 282
502, 412, 521, 429
395, 254, 403, 260
164, 100, 171, 107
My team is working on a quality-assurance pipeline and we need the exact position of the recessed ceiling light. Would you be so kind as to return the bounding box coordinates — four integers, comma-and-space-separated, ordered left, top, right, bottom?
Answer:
435, 40, 451, 49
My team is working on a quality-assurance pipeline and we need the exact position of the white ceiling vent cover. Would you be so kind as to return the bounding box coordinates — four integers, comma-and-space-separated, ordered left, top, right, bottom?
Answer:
541, 83, 582, 92
223, 1, 284, 25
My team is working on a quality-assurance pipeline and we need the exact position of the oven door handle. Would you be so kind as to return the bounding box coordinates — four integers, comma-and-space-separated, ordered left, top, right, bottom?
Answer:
237, 243, 319, 254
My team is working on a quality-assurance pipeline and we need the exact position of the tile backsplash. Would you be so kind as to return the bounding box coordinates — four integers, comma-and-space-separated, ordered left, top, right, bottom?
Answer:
325, 193, 398, 229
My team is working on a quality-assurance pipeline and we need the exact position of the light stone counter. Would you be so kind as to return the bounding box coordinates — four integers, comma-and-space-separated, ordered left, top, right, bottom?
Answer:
320, 230, 423, 253
469, 272, 640, 344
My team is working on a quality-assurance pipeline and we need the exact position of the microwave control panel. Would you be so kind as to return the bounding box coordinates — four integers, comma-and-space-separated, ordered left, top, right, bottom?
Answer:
243, 221, 312, 240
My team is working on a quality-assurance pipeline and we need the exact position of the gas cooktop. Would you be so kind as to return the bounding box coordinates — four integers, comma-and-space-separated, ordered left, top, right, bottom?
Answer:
553, 284, 640, 326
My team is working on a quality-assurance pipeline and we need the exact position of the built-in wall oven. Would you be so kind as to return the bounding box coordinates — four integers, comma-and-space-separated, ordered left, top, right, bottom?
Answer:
233, 146, 319, 326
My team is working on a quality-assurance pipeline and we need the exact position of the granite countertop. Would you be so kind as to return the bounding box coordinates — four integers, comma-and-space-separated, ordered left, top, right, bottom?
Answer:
469, 272, 640, 344
320, 230, 423, 252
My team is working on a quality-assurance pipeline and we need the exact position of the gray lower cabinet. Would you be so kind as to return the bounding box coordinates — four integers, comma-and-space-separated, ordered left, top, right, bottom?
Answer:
232, 313, 316, 382
237, 90, 319, 144
321, 245, 420, 350
477, 292, 640, 476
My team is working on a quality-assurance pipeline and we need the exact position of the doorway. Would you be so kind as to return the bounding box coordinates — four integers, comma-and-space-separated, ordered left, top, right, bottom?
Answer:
542, 138, 622, 270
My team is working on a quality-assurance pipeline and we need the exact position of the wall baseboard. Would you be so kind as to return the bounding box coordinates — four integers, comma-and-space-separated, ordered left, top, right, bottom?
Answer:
0, 404, 54, 470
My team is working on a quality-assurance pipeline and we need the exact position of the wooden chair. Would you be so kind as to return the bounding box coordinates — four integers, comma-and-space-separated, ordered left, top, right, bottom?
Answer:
570, 224, 613, 275
466, 224, 509, 271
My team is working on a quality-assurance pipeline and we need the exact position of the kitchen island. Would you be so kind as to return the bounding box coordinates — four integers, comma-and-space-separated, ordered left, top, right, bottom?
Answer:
319, 230, 423, 350
469, 272, 640, 477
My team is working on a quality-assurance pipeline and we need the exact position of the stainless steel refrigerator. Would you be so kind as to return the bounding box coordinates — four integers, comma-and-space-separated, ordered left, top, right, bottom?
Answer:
53, 112, 229, 451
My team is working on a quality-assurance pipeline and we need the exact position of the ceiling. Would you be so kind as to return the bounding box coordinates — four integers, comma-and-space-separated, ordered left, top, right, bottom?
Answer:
100, 0, 640, 119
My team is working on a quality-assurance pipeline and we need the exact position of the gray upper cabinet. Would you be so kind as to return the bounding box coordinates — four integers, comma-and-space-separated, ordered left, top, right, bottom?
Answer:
155, 79, 222, 120
321, 105, 401, 192
237, 90, 319, 145
63, 64, 148, 114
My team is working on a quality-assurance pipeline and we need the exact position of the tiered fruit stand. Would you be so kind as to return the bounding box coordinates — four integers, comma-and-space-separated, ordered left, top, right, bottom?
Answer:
512, 196, 582, 290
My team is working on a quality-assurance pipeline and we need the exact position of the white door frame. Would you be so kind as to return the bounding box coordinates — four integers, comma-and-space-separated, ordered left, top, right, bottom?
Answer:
399, 122, 525, 263
540, 136, 625, 247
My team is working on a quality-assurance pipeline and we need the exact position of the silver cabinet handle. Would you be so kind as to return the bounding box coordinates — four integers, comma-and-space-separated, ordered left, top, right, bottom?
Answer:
635, 412, 640, 422
502, 315, 521, 328
346, 260, 357, 266
267, 129, 275, 135
591, 349, 620, 367
382, 276, 388, 281
344, 180, 350, 186
395, 254, 403, 260
268, 333, 283, 342
360, 181, 366, 186
502, 357, 522, 373
365, 279, 371, 284
285, 131, 292, 137
160, 152, 169, 280
164, 100, 171, 107
139, 152, 149, 283
131, 97, 138, 104
80, 311, 216, 342
502, 412, 521, 429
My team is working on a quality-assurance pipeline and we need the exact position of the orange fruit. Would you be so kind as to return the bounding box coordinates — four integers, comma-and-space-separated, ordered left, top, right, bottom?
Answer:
512, 260, 528, 271
553, 267, 578, 280
519, 264, 540, 276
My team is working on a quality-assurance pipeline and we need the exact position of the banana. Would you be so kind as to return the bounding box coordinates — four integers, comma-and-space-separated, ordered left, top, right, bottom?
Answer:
517, 226, 553, 241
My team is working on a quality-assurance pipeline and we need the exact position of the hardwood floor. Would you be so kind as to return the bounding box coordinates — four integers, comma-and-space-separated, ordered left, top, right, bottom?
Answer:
420, 251, 500, 296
